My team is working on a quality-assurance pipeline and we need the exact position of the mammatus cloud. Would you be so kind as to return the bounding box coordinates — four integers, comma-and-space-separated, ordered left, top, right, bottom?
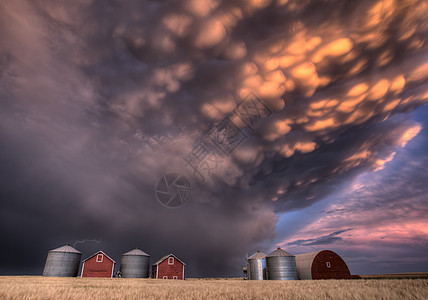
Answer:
278, 109, 428, 274
1, 0, 428, 276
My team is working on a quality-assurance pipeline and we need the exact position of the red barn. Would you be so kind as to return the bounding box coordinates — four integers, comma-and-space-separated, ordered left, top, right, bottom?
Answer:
81, 251, 116, 278
295, 250, 351, 280
152, 254, 185, 280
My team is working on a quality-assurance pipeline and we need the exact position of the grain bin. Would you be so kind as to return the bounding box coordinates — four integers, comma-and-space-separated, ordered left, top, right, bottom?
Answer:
247, 251, 267, 280
295, 250, 351, 280
266, 248, 297, 280
120, 248, 150, 278
42, 244, 81, 277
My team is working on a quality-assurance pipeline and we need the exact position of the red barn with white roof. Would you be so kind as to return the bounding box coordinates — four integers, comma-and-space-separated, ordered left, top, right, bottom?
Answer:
81, 251, 116, 278
152, 254, 185, 280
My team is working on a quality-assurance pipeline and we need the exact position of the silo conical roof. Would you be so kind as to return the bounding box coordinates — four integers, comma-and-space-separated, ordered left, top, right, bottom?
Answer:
248, 251, 267, 259
267, 247, 293, 257
49, 244, 81, 254
122, 248, 150, 256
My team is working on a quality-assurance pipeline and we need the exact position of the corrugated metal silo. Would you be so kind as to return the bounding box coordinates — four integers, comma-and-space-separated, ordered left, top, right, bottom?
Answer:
295, 250, 351, 280
266, 248, 297, 280
120, 248, 150, 278
247, 251, 267, 280
42, 244, 81, 277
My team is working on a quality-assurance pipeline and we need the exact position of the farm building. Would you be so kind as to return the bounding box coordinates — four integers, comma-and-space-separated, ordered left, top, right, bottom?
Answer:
42, 244, 81, 277
81, 251, 116, 278
266, 248, 298, 280
152, 254, 185, 280
242, 266, 248, 278
247, 251, 267, 280
120, 248, 150, 278
295, 250, 351, 280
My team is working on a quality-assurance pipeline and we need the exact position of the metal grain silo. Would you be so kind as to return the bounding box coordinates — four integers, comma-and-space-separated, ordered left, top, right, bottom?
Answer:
120, 248, 150, 278
266, 248, 297, 280
42, 244, 81, 277
247, 251, 267, 280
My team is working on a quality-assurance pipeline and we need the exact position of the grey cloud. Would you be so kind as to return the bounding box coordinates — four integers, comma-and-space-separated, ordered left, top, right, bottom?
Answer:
324, 208, 347, 214
287, 229, 353, 246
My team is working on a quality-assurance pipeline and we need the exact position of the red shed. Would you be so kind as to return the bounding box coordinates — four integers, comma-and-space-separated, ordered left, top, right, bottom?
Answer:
152, 254, 185, 280
295, 250, 351, 280
81, 251, 116, 278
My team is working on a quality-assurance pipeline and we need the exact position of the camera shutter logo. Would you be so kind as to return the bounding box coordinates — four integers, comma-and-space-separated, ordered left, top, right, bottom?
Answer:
155, 173, 191, 208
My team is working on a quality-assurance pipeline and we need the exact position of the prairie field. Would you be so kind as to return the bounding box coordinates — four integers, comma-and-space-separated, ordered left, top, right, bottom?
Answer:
1, 276, 428, 300
360, 272, 428, 280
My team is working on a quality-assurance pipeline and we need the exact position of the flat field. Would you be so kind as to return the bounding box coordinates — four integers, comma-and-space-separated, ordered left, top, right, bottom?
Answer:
360, 272, 428, 280
1, 276, 428, 300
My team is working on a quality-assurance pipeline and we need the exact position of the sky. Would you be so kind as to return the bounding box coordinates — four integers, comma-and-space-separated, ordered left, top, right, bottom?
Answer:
1, 0, 428, 277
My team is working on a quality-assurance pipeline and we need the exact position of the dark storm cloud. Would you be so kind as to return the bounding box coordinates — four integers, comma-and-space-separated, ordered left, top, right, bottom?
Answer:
1, 0, 428, 277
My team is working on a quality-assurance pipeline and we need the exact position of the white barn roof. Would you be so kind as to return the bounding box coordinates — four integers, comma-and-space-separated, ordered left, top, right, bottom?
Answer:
82, 250, 116, 263
153, 254, 186, 266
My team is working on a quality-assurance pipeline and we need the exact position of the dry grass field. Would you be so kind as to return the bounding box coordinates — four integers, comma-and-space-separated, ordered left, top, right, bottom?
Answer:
0, 276, 427, 300
360, 272, 428, 280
